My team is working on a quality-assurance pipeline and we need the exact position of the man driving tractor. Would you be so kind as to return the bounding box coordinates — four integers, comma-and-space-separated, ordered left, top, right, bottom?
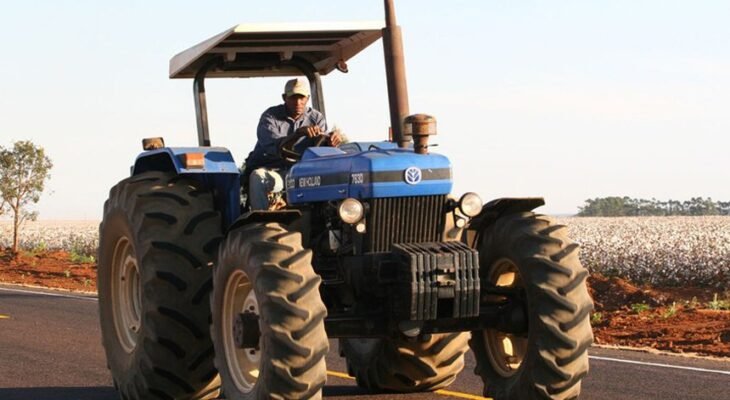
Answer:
245, 77, 343, 209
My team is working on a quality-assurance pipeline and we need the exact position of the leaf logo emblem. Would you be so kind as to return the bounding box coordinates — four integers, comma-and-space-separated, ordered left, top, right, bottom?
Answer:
404, 167, 422, 185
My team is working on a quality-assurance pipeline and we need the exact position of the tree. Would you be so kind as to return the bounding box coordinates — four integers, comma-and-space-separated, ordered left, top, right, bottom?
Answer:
719, 201, 730, 216
577, 196, 727, 217
578, 196, 632, 216
0, 140, 53, 254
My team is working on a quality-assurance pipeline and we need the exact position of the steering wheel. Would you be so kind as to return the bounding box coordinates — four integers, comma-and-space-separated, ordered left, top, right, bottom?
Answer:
279, 131, 329, 163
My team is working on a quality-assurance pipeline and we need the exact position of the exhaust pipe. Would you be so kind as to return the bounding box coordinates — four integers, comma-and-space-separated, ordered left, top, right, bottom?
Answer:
383, 0, 410, 148
404, 114, 436, 154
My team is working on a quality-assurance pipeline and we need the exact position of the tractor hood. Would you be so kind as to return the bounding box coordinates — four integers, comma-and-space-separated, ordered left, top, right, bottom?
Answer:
286, 142, 452, 204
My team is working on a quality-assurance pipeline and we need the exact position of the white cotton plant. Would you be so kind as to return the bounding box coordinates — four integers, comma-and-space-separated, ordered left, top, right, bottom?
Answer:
560, 216, 730, 288
2, 215, 728, 288
0, 220, 98, 257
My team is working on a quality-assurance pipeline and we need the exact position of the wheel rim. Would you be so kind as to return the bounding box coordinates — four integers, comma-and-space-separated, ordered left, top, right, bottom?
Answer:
111, 237, 142, 354
482, 258, 528, 377
223, 269, 260, 393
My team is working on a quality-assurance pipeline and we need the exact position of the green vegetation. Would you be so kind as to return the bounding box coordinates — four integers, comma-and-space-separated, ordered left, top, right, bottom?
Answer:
69, 251, 95, 264
31, 241, 47, 254
591, 312, 603, 324
630, 303, 651, 314
19, 241, 49, 258
707, 294, 730, 310
67, 233, 97, 264
661, 302, 677, 319
578, 196, 730, 217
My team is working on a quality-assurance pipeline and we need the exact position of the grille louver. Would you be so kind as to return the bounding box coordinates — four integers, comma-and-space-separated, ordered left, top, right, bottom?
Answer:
366, 195, 446, 253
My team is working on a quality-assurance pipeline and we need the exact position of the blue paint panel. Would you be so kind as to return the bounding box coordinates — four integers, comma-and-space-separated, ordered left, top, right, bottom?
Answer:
133, 147, 239, 175
132, 147, 241, 228
287, 143, 452, 204
351, 149, 450, 172
184, 173, 241, 228
289, 183, 350, 203
302, 147, 347, 159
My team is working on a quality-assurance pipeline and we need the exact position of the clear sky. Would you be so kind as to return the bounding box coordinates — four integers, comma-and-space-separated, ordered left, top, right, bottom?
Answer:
1, 0, 729, 220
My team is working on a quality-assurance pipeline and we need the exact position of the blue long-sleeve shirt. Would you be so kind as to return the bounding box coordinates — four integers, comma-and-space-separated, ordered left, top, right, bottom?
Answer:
244, 104, 327, 170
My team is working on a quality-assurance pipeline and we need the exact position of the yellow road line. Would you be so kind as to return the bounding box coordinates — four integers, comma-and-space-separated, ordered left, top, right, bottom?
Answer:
434, 389, 491, 400
327, 370, 490, 399
327, 370, 354, 380
0, 315, 9, 319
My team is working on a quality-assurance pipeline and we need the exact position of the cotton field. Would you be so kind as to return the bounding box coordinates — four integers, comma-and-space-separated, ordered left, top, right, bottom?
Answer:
1, 217, 729, 287
558, 216, 730, 288
0, 220, 98, 257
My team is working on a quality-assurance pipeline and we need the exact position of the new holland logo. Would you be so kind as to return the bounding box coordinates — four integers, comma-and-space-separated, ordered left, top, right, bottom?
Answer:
404, 166, 422, 185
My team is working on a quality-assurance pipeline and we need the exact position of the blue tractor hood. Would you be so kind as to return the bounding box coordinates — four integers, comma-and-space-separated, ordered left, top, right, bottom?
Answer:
286, 142, 452, 204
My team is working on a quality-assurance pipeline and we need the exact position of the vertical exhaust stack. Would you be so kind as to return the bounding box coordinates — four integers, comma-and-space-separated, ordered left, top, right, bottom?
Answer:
383, 0, 410, 148
404, 114, 436, 154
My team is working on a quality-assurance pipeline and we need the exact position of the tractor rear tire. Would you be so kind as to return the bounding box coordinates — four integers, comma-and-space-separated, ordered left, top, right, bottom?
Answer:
469, 212, 593, 400
212, 222, 329, 399
340, 332, 469, 392
98, 172, 222, 400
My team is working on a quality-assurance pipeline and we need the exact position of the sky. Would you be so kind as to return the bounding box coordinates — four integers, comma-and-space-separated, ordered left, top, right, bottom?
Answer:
1, 0, 729, 220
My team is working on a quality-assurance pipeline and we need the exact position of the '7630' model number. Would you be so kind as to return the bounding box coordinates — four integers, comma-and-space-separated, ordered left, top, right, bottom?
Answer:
351, 173, 365, 184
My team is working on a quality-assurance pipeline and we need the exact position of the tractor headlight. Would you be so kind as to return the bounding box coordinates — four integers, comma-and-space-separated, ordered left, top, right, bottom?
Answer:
338, 198, 364, 224
459, 192, 483, 217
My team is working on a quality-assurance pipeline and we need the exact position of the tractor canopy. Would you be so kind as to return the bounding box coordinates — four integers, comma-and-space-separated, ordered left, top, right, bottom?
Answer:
169, 21, 384, 79
169, 21, 387, 147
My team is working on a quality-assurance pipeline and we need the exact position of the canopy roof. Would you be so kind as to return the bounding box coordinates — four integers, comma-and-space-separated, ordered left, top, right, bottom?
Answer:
170, 21, 384, 79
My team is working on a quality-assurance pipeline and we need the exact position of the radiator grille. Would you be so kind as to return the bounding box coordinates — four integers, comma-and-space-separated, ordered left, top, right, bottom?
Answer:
365, 195, 446, 253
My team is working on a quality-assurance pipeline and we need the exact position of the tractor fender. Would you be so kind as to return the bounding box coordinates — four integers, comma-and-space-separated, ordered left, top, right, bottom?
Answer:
132, 150, 176, 175
132, 147, 241, 228
466, 197, 545, 243
132, 147, 238, 176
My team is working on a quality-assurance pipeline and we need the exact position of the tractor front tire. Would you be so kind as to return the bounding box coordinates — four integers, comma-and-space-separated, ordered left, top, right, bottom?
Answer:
341, 332, 469, 392
212, 222, 329, 399
98, 172, 222, 399
470, 212, 593, 400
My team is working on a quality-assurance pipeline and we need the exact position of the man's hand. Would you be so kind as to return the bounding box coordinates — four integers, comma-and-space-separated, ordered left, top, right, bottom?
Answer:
296, 125, 322, 138
329, 131, 343, 147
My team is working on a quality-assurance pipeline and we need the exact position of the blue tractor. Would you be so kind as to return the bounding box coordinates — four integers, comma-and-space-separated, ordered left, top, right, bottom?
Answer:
97, 2, 593, 399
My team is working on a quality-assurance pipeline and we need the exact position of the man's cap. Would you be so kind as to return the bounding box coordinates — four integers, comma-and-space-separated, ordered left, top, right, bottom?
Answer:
284, 77, 310, 98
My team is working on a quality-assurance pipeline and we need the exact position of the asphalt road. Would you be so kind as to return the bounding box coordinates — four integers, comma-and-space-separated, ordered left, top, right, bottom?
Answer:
1, 284, 729, 400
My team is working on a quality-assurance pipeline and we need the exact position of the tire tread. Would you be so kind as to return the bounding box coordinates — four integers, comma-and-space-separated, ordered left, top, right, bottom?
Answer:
469, 212, 593, 400
98, 172, 222, 400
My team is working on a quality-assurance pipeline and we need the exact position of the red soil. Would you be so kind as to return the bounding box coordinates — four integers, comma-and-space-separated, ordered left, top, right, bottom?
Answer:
588, 274, 730, 357
0, 249, 97, 292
